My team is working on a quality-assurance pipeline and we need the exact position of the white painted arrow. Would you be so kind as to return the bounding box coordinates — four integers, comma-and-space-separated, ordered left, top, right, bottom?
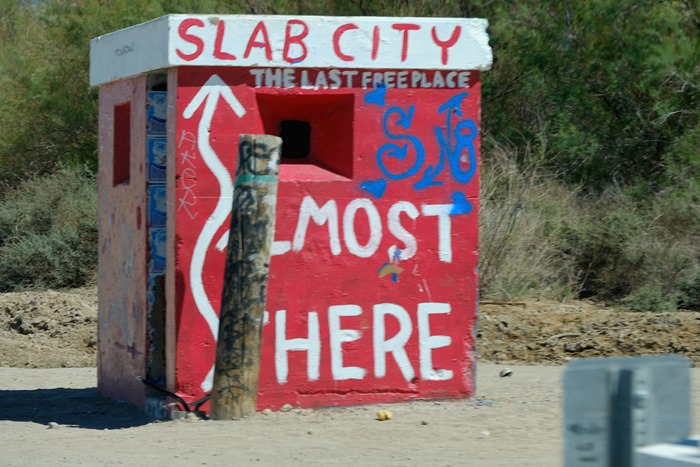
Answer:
183, 74, 245, 391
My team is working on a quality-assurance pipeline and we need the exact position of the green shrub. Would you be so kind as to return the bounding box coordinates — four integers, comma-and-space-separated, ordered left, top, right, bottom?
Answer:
677, 270, 700, 310
630, 285, 678, 313
555, 186, 700, 304
0, 166, 97, 291
482, 0, 700, 191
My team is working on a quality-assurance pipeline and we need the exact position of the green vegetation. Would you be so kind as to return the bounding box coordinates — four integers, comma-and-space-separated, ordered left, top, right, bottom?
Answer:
0, 166, 97, 290
0, 0, 698, 312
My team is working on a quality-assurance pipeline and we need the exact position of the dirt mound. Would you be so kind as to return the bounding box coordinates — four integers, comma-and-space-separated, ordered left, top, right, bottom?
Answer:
1, 288, 699, 368
0, 288, 97, 368
479, 300, 700, 366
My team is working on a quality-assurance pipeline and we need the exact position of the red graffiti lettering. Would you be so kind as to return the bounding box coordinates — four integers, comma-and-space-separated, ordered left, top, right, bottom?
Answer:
283, 20, 309, 63
176, 18, 205, 61
213, 20, 236, 60
333, 24, 358, 62
431, 26, 461, 65
244, 21, 272, 60
391, 23, 421, 62
372, 25, 380, 61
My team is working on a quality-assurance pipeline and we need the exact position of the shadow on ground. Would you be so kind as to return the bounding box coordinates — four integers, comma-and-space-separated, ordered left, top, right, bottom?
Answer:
0, 387, 153, 430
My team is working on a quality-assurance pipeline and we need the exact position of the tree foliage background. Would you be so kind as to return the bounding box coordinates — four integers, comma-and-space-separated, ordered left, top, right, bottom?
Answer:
0, 0, 699, 309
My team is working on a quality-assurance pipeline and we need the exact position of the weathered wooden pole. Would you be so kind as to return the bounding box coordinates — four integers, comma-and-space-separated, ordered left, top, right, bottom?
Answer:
209, 134, 281, 420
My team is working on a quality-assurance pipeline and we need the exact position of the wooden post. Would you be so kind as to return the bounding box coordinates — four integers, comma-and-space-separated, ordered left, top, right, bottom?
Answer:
209, 134, 281, 420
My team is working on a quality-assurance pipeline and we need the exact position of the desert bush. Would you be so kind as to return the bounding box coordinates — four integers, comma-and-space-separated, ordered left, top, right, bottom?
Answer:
479, 142, 581, 301
677, 270, 700, 310
0, 166, 97, 291
553, 184, 700, 309
630, 285, 678, 313
560, 193, 649, 299
480, 145, 700, 310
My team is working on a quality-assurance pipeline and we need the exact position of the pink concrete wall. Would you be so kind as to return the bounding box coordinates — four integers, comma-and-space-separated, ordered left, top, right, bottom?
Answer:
172, 66, 480, 411
97, 77, 149, 407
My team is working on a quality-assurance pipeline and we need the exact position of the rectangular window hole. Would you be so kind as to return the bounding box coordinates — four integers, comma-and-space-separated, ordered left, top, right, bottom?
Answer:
256, 93, 354, 180
279, 120, 311, 159
113, 102, 131, 187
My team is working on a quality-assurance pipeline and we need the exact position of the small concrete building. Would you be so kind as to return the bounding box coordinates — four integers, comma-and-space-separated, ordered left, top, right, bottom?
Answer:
90, 14, 492, 416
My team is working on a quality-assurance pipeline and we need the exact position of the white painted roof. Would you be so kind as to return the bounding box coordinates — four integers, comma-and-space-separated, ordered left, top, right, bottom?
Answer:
90, 14, 492, 86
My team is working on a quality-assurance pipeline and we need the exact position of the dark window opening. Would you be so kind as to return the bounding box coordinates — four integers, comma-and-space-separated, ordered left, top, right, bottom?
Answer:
113, 102, 131, 186
148, 74, 167, 92
279, 120, 311, 160
256, 93, 354, 180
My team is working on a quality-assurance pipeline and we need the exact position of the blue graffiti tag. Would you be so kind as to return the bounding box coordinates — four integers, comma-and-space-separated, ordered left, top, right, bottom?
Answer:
378, 247, 404, 283
361, 87, 477, 215
415, 92, 477, 189
364, 84, 387, 106
360, 179, 387, 199
376, 106, 426, 181
365, 85, 426, 182
450, 191, 472, 215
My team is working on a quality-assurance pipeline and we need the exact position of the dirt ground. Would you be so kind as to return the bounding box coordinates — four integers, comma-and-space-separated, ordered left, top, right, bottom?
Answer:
478, 299, 700, 366
2, 287, 699, 369
0, 287, 98, 369
1, 288, 700, 465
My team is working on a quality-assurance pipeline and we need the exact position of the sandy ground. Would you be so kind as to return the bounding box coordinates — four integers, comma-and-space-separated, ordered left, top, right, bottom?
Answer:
2, 364, 699, 466
2, 288, 700, 465
0, 364, 564, 466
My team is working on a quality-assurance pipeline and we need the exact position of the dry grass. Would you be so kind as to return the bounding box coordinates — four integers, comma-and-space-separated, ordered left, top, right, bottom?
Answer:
479, 143, 700, 310
480, 142, 581, 301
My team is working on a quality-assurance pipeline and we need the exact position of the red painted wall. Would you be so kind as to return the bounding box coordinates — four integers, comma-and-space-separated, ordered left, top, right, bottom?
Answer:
173, 66, 480, 410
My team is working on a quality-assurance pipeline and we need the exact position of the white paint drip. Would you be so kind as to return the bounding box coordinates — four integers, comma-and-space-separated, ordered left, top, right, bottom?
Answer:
421, 278, 433, 301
